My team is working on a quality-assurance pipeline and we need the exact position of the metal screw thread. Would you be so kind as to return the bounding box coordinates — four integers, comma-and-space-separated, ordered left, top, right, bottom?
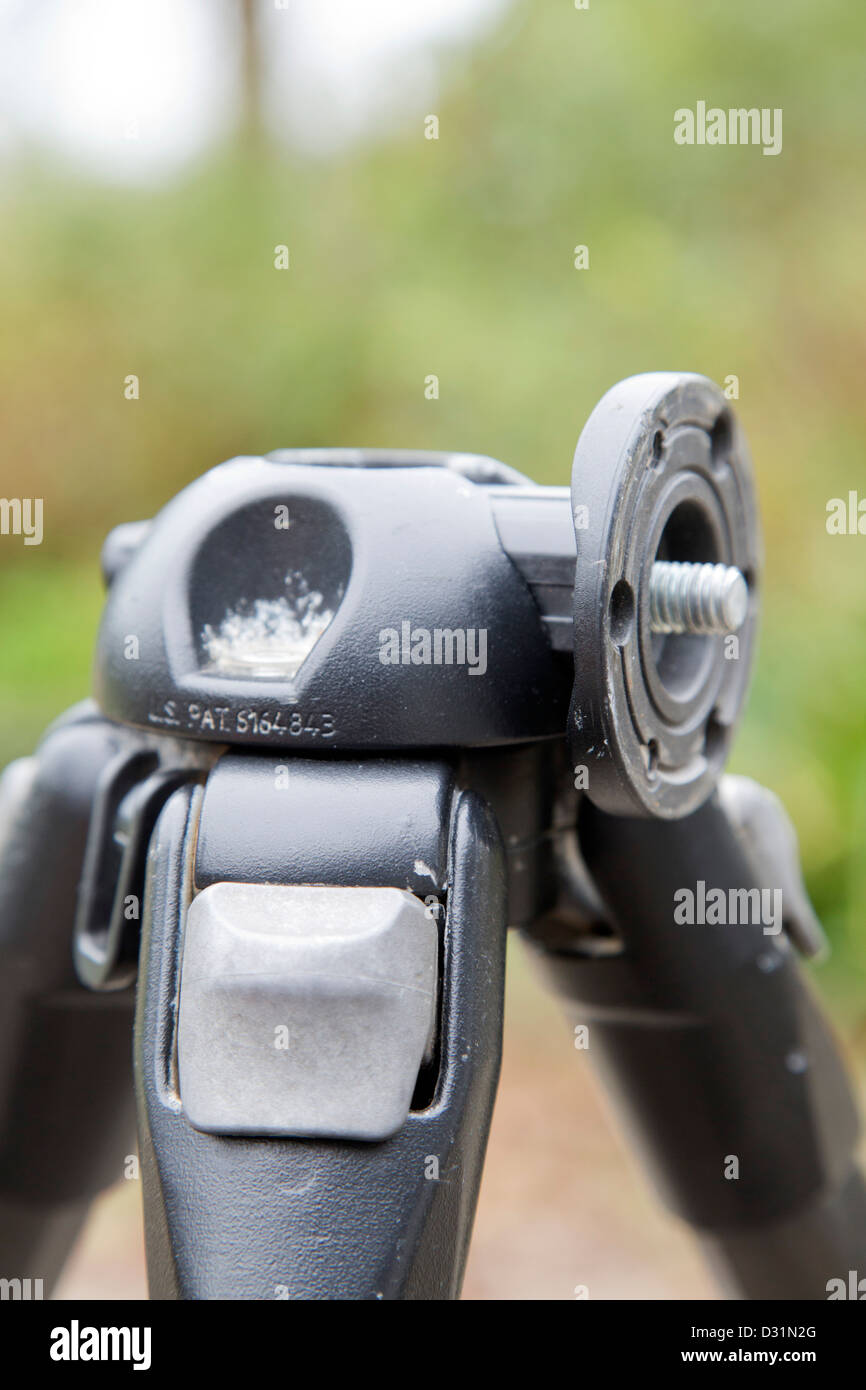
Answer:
649, 561, 748, 636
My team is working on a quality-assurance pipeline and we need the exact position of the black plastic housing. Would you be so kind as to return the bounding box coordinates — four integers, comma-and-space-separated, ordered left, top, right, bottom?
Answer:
94, 453, 571, 751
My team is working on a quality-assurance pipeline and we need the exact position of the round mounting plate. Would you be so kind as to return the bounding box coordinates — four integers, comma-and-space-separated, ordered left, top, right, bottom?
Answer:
569, 373, 762, 819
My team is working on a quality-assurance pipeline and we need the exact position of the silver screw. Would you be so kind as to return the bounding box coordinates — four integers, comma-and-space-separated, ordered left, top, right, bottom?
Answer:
649, 561, 748, 636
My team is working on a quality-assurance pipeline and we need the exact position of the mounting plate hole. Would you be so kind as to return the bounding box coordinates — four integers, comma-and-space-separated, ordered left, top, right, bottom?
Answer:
704, 711, 727, 764
642, 739, 660, 777
650, 429, 665, 469
609, 579, 635, 645
710, 411, 733, 469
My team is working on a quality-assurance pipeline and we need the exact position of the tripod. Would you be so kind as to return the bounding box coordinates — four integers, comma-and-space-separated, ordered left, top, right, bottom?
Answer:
1, 372, 864, 1299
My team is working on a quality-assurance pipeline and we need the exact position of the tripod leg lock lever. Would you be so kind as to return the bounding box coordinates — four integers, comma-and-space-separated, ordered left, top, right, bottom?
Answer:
176, 881, 439, 1141
718, 774, 828, 959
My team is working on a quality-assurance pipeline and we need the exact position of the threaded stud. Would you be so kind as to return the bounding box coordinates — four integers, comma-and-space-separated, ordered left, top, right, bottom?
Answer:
649, 561, 748, 636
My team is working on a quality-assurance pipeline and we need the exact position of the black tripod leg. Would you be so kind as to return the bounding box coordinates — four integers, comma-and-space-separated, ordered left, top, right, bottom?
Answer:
530, 793, 866, 1299
135, 757, 507, 1299
0, 707, 140, 1292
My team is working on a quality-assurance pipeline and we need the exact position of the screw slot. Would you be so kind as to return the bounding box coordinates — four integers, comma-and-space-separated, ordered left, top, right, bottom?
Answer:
704, 710, 727, 763
642, 739, 660, 776
710, 411, 733, 470
609, 579, 635, 645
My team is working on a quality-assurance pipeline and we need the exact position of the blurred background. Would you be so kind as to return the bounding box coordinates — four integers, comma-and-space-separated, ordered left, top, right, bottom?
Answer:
1, 0, 865, 1299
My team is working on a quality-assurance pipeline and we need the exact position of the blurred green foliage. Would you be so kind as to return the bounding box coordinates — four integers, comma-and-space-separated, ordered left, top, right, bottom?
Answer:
1, 1, 865, 1013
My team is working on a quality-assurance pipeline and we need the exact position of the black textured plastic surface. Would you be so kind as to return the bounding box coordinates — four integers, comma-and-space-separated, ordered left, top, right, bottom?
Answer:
0, 708, 139, 1287
135, 763, 507, 1299
537, 796, 860, 1251
95, 453, 568, 751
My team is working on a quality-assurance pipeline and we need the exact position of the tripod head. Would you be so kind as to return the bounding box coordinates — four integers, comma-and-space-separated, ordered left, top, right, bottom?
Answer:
94, 448, 569, 751
94, 371, 760, 813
